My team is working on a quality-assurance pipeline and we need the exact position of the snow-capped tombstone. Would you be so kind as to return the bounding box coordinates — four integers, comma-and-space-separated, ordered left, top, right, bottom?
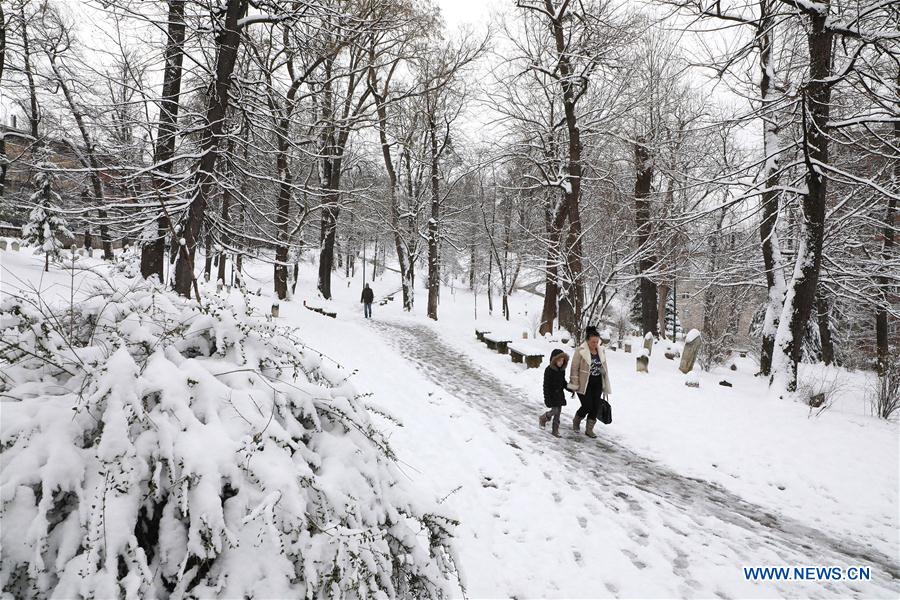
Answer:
637, 352, 649, 373
686, 366, 700, 388
643, 331, 654, 355
624, 342, 632, 353
11, 241, 20, 251
680, 329, 702, 374
664, 350, 676, 360
271, 301, 280, 317
0, 240, 6, 250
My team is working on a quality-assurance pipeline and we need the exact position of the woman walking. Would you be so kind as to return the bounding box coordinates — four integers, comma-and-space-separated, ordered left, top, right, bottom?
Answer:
540, 349, 571, 438
568, 326, 612, 438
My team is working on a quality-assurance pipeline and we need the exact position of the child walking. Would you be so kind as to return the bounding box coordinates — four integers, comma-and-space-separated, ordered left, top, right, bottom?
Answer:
540, 349, 571, 438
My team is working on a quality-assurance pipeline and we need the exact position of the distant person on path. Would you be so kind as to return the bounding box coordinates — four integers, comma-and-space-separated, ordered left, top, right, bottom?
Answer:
569, 326, 612, 438
361, 283, 374, 319
540, 349, 572, 438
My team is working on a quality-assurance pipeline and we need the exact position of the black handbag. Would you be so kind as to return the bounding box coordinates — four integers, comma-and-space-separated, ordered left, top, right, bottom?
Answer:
598, 394, 612, 425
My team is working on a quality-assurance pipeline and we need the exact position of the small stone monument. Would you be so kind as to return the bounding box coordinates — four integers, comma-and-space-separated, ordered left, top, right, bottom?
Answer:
271, 302, 280, 318
11, 241, 20, 251
685, 367, 700, 388
679, 329, 701, 374
636, 352, 649, 373
0, 240, 6, 251
664, 351, 676, 360
643, 332, 654, 355
624, 342, 632, 353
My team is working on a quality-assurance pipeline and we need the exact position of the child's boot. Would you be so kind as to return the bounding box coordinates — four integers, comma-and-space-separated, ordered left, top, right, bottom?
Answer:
572, 415, 582, 432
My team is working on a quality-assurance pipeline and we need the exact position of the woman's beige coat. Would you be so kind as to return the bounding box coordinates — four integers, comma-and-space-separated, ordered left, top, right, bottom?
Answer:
568, 342, 612, 396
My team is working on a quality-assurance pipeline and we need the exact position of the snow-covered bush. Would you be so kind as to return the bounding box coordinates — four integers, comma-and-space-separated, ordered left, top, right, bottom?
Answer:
0, 269, 462, 598
21, 154, 72, 271
870, 360, 900, 421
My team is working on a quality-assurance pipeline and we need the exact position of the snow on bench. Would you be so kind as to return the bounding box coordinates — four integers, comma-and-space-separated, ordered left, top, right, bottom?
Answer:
483, 333, 512, 354
303, 300, 337, 319
508, 342, 545, 368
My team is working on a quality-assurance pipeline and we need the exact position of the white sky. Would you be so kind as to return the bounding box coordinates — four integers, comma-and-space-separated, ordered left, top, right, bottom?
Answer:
436, 0, 506, 30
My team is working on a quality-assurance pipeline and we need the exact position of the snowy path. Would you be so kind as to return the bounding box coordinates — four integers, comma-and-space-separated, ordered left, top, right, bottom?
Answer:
370, 318, 900, 598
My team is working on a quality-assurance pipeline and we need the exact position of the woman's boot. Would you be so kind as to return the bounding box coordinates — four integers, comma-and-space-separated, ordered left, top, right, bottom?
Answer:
585, 419, 597, 438
572, 414, 583, 432
551, 422, 561, 438
539, 412, 548, 428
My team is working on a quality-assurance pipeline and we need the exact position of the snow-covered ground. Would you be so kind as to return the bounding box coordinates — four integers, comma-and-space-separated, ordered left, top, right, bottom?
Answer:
3, 245, 899, 599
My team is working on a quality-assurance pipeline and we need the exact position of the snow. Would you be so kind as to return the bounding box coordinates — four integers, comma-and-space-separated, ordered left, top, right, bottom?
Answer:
2, 245, 899, 598
685, 328, 701, 343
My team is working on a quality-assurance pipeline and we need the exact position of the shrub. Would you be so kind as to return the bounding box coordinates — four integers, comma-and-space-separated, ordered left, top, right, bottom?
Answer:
1, 269, 462, 598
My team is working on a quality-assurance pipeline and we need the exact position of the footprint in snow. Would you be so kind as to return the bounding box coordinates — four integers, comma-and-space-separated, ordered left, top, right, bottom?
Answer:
481, 476, 498, 489
621, 548, 648, 570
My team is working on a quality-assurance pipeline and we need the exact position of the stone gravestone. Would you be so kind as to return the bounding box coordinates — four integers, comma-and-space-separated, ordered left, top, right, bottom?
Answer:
643, 332, 654, 355
271, 302, 280, 318
685, 369, 700, 388
0, 240, 6, 251
679, 329, 701, 374
636, 353, 649, 373
11, 241, 20, 251
624, 342, 632, 353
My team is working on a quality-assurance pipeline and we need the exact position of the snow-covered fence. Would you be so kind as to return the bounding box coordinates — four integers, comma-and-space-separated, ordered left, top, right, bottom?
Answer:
0, 269, 462, 598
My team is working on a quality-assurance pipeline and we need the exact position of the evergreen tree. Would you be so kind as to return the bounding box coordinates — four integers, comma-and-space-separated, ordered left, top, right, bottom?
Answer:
666, 288, 684, 340
629, 293, 642, 331
22, 153, 72, 271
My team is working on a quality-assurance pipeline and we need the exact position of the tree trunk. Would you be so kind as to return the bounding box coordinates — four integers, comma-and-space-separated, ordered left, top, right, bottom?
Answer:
816, 292, 834, 365
173, 0, 247, 298
203, 234, 213, 280
539, 198, 562, 336
216, 167, 230, 284
770, 14, 832, 392
317, 197, 340, 299
658, 283, 670, 340
757, 3, 786, 376
0, 4, 6, 197
634, 139, 658, 337
21, 5, 40, 145
875, 112, 898, 374
141, 0, 185, 281
274, 138, 292, 300
427, 117, 440, 321
554, 29, 585, 335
